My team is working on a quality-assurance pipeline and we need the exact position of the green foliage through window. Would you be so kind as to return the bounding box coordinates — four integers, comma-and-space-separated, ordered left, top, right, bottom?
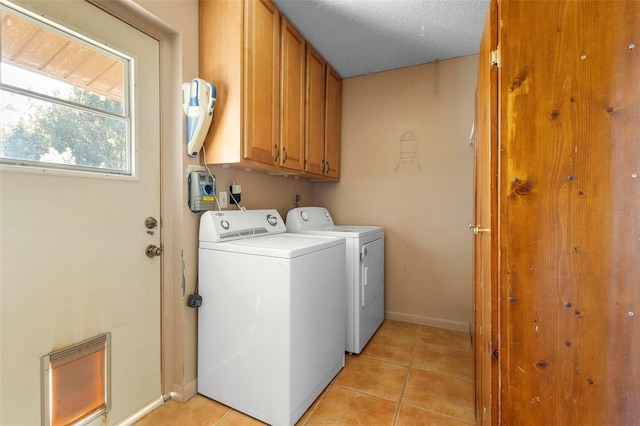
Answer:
1, 87, 129, 171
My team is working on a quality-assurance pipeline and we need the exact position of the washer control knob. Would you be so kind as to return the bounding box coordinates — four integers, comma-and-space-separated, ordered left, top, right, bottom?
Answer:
300, 211, 309, 221
267, 214, 278, 226
220, 220, 230, 230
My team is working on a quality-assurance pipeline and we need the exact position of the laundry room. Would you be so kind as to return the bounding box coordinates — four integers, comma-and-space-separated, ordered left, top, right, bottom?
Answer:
0, 0, 474, 424
172, 2, 476, 420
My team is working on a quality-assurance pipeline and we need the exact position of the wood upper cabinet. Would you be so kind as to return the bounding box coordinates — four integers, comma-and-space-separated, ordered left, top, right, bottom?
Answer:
279, 17, 305, 172
200, 0, 340, 180
199, 0, 279, 169
305, 46, 342, 180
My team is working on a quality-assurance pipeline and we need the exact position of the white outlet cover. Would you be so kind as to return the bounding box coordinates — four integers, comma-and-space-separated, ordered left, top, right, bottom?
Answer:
219, 191, 228, 208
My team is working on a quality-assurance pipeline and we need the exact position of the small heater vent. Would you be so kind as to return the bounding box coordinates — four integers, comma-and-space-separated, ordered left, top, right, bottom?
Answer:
41, 333, 111, 426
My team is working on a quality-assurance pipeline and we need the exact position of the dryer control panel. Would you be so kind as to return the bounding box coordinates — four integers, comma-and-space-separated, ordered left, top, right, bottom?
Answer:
286, 207, 335, 230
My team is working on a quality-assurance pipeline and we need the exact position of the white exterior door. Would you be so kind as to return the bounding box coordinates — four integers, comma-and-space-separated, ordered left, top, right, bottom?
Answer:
0, 1, 161, 424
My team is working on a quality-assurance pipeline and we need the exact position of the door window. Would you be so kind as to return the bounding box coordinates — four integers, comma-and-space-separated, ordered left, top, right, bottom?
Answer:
0, 4, 133, 175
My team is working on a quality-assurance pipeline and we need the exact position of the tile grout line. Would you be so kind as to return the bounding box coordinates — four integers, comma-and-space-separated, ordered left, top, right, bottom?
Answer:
390, 331, 419, 425
298, 382, 333, 425
400, 402, 477, 425
212, 408, 234, 425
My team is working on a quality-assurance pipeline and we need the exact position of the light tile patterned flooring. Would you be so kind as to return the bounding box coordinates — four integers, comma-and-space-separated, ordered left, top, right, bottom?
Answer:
136, 320, 476, 425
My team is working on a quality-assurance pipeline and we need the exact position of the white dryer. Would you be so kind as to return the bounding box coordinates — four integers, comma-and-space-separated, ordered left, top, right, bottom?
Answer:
198, 209, 346, 426
286, 207, 384, 354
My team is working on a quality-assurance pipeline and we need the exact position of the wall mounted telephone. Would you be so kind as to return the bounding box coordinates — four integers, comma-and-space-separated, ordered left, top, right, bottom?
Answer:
182, 78, 216, 157
188, 171, 216, 212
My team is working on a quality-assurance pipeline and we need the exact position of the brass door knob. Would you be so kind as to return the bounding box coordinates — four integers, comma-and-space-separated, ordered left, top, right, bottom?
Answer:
145, 244, 163, 258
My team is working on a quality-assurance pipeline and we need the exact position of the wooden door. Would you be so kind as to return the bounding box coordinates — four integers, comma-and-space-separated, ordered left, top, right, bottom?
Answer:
498, 1, 640, 423
473, 1, 498, 424
279, 17, 305, 171
243, 0, 279, 165
305, 45, 325, 176
324, 65, 341, 179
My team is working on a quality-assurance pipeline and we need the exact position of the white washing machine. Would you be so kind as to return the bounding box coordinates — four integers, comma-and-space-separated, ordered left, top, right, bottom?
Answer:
286, 207, 384, 354
197, 209, 346, 426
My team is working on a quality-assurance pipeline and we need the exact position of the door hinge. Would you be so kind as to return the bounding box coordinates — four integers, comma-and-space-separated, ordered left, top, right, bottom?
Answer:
490, 49, 500, 67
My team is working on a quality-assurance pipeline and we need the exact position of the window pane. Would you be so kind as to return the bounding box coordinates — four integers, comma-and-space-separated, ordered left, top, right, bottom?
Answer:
0, 10, 126, 115
1, 89, 129, 172
0, 5, 132, 175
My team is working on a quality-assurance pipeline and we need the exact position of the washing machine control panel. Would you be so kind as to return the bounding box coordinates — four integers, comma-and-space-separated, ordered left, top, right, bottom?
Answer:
200, 209, 286, 242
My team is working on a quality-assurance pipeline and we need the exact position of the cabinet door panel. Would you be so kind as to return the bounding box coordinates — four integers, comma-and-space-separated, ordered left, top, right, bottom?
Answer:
324, 66, 341, 179
305, 46, 325, 176
279, 18, 305, 171
244, 0, 279, 165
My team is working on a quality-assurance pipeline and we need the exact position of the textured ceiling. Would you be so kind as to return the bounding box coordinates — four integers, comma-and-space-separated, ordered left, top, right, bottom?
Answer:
273, 0, 490, 78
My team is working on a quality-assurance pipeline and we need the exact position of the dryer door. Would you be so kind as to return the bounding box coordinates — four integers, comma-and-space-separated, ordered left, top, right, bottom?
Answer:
361, 238, 384, 308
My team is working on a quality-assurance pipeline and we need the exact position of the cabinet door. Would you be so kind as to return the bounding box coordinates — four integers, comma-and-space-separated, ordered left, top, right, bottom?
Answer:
279, 18, 305, 171
243, 0, 279, 165
324, 66, 341, 179
305, 45, 326, 176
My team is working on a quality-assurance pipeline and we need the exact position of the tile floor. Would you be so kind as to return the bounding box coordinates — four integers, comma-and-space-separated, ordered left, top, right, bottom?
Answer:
136, 320, 476, 426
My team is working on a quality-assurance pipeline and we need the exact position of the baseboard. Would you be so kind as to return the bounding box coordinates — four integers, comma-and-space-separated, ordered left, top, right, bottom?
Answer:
384, 310, 470, 333
112, 380, 197, 425
115, 395, 164, 426
169, 378, 198, 403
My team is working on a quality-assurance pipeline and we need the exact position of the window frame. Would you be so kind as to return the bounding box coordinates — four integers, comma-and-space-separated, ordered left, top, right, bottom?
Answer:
0, 1, 136, 179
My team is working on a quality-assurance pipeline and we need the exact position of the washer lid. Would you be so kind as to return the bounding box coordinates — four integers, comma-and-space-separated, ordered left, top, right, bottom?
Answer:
199, 233, 345, 258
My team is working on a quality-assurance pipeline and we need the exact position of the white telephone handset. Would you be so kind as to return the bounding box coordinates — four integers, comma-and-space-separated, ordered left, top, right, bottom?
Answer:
182, 78, 216, 157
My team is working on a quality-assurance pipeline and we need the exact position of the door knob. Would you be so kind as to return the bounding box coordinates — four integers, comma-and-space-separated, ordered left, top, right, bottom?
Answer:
469, 223, 490, 235
145, 244, 163, 258
145, 217, 158, 229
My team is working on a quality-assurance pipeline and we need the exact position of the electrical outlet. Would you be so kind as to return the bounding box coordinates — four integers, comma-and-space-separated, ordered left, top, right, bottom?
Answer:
293, 191, 300, 205
219, 191, 228, 208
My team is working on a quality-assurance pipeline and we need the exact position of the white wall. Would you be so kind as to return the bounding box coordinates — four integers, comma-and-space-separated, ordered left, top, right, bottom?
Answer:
315, 56, 477, 330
